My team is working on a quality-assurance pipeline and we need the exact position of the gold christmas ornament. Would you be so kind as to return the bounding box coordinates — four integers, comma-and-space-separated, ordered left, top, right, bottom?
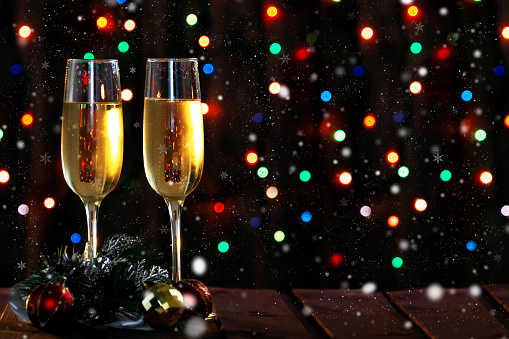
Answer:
141, 283, 184, 328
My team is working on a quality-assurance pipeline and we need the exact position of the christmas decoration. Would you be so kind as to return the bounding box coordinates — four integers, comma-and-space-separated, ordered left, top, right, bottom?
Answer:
25, 281, 74, 328
140, 283, 184, 329
175, 279, 215, 318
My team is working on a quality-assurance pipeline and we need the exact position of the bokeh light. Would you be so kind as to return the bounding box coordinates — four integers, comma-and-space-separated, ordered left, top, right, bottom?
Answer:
386, 151, 399, 164
407, 5, 418, 17
214, 202, 225, 213
96, 16, 108, 29
414, 198, 427, 212
198, 35, 210, 48
246, 151, 258, 164
257, 167, 269, 178
19, 25, 31, 38
440, 170, 452, 182
11, 64, 22, 75
201, 103, 209, 115
124, 19, 136, 31
18, 204, 29, 216
410, 81, 422, 94
339, 172, 352, 185
501, 205, 509, 217
266, 186, 278, 199
361, 27, 374, 40
274, 230, 285, 242
334, 130, 346, 142
0, 170, 9, 183
299, 170, 311, 182
203, 63, 214, 74
410, 42, 422, 54
461, 90, 472, 102
269, 82, 281, 94
494, 65, 505, 76
218, 241, 229, 253
363, 114, 376, 128
479, 171, 492, 184
267, 6, 278, 18
71, 233, 81, 244
502, 27, 509, 39
398, 166, 409, 178
121, 89, 133, 101
474, 129, 486, 141
44, 197, 55, 209
250, 217, 262, 228
270, 43, 281, 54
301, 211, 312, 222
253, 112, 264, 123
186, 14, 198, 26
393, 112, 405, 123
330, 253, 344, 266
118, 41, 129, 53
0, 129, 3, 140
84, 52, 94, 59
21, 113, 33, 127
466, 240, 477, 251
392, 257, 403, 268
505, 115, 509, 127
353, 66, 364, 76
387, 216, 399, 228
360, 206, 372, 217
437, 47, 451, 60
321, 90, 332, 102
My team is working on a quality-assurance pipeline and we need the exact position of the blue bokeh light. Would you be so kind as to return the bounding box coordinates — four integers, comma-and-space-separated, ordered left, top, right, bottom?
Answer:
321, 91, 332, 102
203, 63, 214, 74
494, 65, 505, 76
353, 66, 364, 77
461, 90, 472, 102
71, 233, 82, 244
301, 211, 312, 222
250, 217, 261, 228
466, 240, 477, 251
393, 112, 405, 123
11, 64, 21, 75
252, 112, 264, 124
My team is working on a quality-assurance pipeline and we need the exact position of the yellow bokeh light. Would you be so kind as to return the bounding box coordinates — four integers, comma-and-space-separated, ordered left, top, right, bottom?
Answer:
361, 27, 374, 40
198, 35, 210, 48
407, 6, 418, 17
266, 186, 278, 199
410, 81, 422, 94
414, 198, 427, 212
339, 172, 352, 185
387, 216, 399, 228
0, 170, 9, 183
19, 25, 31, 38
44, 197, 55, 209
201, 103, 209, 115
502, 27, 509, 39
269, 82, 281, 94
267, 6, 278, 18
97, 16, 108, 29
124, 19, 136, 31
480, 171, 493, 184
387, 151, 399, 164
121, 89, 133, 101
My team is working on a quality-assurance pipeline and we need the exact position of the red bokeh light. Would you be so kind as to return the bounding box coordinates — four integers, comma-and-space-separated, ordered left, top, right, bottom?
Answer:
330, 253, 344, 266
214, 202, 225, 213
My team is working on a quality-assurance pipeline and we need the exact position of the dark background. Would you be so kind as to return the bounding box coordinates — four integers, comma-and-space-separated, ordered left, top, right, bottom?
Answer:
1, 0, 509, 293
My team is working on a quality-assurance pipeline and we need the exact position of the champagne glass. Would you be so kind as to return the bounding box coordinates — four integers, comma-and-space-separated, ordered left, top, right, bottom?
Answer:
143, 58, 204, 282
61, 59, 124, 261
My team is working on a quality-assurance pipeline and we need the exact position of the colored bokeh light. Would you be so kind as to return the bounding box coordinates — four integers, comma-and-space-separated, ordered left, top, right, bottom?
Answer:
198, 35, 210, 48
186, 14, 198, 26
479, 171, 492, 184
270, 43, 281, 54
274, 230, 285, 242
474, 129, 486, 141
201, 103, 209, 115
253, 112, 264, 123
410, 81, 422, 94
19, 25, 31, 38
44, 197, 55, 209
84, 52, 94, 59
214, 202, 225, 213
393, 112, 405, 123
257, 167, 269, 178
339, 172, 352, 185
410, 42, 422, 54
301, 211, 312, 222
218, 241, 229, 253
295, 48, 310, 60
440, 170, 452, 182
407, 5, 418, 17
246, 151, 258, 164
494, 65, 505, 76
461, 90, 472, 101
0, 129, 3, 140
330, 253, 344, 266
502, 27, 509, 39
299, 170, 311, 182
266, 186, 278, 199
363, 114, 376, 128
21, 113, 34, 127
466, 240, 477, 251
398, 166, 409, 178
11, 64, 22, 75
269, 82, 281, 94
321, 90, 332, 102
386, 151, 399, 164
71, 233, 81, 244
392, 257, 403, 268
334, 130, 346, 142
387, 216, 399, 228
0, 170, 9, 183
250, 217, 261, 228
437, 47, 451, 60
361, 27, 374, 40
505, 115, 509, 127
121, 89, 133, 101
414, 198, 427, 212
124, 19, 136, 31
96, 16, 108, 29
118, 41, 129, 53
203, 63, 214, 74
353, 66, 364, 76
267, 6, 278, 18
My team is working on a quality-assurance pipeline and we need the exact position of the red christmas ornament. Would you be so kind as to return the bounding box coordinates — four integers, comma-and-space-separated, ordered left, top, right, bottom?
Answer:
26, 282, 74, 328
175, 279, 214, 318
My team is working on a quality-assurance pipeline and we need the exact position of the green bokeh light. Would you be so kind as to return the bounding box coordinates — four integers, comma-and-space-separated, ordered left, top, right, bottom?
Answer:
392, 257, 403, 268
300, 170, 311, 182
218, 241, 229, 253
410, 42, 422, 54
334, 130, 346, 142
257, 167, 268, 178
118, 41, 129, 53
440, 170, 452, 182
474, 129, 486, 141
274, 230, 285, 242
398, 166, 409, 178
186, 14, 198, 26
270, 43, 281, 54
306, 33, 317, 44
83, 52, 94, 59
0, 129, 3, 140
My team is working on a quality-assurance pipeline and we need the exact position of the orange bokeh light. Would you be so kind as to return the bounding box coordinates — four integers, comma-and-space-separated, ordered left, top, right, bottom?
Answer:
124, 19, 136, 31
201, 103, 209, 115
266, 186, 278, 199
269, 82, 281, 94
410, 81, 422, 94
44, 198, 55, 209
480, 171, 493, 184
414, 198, 427, 212
96, 16, 108, 29
214, 202, 225, 213
386, 151, 399, 164
121, 89, 133, 101
363, 114, 376, 128
361, 27, 374, 40
339, 172, 352, 185
0, 170, 9, 183
502, 27, 509, 39
21, 113, 34, 127
267, 6, 278, 18
19, 25, 31, 38
407, 6, 419, 17
387, 215, 399, 228
198, 35, 210, 48
246, 152, 258, 164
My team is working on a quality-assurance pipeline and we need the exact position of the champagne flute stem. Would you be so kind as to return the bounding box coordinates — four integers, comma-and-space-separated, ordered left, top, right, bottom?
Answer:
84, 199, 101, 261
167, 199, 184, 282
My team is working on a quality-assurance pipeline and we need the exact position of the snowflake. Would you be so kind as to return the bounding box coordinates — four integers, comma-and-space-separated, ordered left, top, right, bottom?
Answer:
339, 198, 348, 207
183, 142, 191, 149
271, 268, 279, 276
219, 171, 228, 179
347, 12, 356, 20
494, 254, 502, 262
130, 67, 136, 74
41, 61, 49, 69
158, 144, 168, 154
433, 153, 444, 164
414, 22, 424, 33
39, 152, 52, 165
279, 54, 291, 64
91, 178, 102, 189
72, 123, 78, 130
133, 122, 140, 128
325, 271, 330, 277
159, 225, 169, 235
239, 267, 244, 272
17, 261, 26, 270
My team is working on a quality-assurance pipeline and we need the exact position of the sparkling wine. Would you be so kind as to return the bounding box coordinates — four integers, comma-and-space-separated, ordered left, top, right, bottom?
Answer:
143, 99, 204, 200
61, 102, 123, 200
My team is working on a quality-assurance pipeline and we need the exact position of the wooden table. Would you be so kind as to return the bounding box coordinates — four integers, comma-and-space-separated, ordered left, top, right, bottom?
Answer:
1, 285, 509, 338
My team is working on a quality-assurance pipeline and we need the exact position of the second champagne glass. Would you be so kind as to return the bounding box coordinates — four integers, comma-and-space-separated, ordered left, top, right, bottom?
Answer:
61, 59, 124, 261
143, 58, 204, 282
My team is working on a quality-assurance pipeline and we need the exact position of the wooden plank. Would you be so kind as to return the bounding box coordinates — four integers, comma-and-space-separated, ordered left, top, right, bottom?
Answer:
293, 289, 424, 338
209, 287, 312, 338
483, 284, 509, 313
387, 288, 509, 338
